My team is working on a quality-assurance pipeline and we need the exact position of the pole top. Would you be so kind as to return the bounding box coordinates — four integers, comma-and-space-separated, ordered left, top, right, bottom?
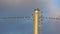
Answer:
34, 8, 40, 11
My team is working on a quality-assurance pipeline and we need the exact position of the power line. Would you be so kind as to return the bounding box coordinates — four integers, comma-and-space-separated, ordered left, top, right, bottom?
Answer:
0, 16, 60, 20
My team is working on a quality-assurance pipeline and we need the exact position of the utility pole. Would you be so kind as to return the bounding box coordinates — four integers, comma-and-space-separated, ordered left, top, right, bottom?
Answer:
34, 8, 41, 34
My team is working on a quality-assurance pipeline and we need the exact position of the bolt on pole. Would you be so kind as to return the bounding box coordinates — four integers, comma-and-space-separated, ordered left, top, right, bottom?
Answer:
34, 8, 41, 34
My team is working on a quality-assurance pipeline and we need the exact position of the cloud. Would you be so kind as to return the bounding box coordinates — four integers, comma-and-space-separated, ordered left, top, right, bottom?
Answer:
47, 5, 60, 17
0, 0, 37, 17
38, 0, 60, 17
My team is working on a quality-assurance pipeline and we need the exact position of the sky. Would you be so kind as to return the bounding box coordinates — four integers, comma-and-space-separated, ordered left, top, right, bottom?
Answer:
0, 0, 60, 34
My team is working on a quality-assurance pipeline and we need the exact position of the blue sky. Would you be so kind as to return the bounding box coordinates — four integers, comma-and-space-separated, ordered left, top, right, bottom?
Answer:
55, 0, 60, 8
0, 0, 60, 34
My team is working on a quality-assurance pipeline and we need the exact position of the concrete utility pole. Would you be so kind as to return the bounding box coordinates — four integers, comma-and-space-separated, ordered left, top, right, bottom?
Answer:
34, 8, 41, 34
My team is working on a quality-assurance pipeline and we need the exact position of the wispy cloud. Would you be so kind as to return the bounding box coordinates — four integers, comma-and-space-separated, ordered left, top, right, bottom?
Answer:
38, 0, 60, 17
